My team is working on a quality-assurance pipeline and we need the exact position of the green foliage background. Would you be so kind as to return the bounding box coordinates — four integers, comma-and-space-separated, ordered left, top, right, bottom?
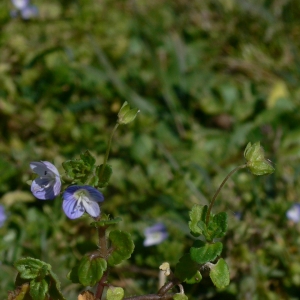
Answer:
1, 0, 300, 299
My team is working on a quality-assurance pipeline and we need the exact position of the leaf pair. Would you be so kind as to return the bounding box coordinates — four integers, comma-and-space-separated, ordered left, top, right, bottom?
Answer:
69, 230, 134, 287
189, 205, 228, 242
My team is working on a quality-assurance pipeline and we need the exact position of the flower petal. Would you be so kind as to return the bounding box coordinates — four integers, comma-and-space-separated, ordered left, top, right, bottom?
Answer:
143, 223, 168, 247
144, 223, 166, 235
21, 4, 38, 19
30, 162, 49, 176
41, 161, 60, 176
0, 205, 7, 227
82, 199, 100, 218
62, 185, 104, 219
11, 0, 30, 10
31, 179, 55, 200
30, 161, 61, 200
287, 204, 300, 223
143, 232, 169, 247
62, 192, 84, 219
81, 185, 104, 203
30, 161, 60, 177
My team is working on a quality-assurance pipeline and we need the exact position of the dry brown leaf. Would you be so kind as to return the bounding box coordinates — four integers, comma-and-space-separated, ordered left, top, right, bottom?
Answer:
78, 290, 97, 300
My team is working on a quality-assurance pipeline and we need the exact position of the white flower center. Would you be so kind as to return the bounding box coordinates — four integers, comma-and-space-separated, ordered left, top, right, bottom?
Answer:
73, 189, 91, 212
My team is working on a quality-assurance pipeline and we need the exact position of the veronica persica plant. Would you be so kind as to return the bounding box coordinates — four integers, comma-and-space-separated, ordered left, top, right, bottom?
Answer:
14, 101, 276, 300
62, 185, 104, 219
30, 161, 61, 200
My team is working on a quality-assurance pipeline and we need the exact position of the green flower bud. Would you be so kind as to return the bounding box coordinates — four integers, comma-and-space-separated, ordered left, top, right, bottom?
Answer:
118, 101, 140, 125
244, 142, 275, 175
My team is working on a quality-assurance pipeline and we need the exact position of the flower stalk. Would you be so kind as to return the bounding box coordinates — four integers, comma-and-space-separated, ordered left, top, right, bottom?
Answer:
99, 123, 119, 180
206, 164, 247, 224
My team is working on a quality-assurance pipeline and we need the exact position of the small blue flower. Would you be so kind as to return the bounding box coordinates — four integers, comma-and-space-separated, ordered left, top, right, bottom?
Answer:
11, 0, 29, 10
234, 212, 242, 220
287, 204, 300, 223
30, 161, 61, 200
20, 5, 38, 19
11, 0, 38, 20
143, 223, 168, 247
63, 185, 104, 219
0, 205, 7, 227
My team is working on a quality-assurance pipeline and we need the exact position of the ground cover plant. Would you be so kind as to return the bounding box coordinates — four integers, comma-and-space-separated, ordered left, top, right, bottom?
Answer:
5, 103, 275, 299
1, 0, 300, 299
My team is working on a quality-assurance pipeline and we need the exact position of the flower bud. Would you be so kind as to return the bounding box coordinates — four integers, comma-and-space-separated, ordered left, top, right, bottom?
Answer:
244, 142, 274, 175
159, 262, 171, 276
117, 101, 140, 125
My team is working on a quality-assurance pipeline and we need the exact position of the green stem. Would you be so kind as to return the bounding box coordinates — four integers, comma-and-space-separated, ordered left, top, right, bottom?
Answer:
206, 164, 247, 224
99, 123, 119, 179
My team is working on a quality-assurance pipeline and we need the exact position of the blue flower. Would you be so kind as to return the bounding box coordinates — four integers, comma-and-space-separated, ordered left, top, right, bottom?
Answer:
11, 0, 38, 20
20, 5, 38, 19
287, 204, 300, 223
143, 223, 168, 247
30, 161, 61, 200
11, 0, 29, 10
0, 205, 7, 227
63, 185, 104, 219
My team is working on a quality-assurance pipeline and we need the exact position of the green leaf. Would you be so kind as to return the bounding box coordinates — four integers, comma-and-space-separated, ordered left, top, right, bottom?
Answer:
206, 212, 228, 240
174, 254, 202, 284
67, 264, 80, 284
209, 258, 230, 289
78, 256, 107, 287
173, 294, 188, 300
80, 150, 96, 168
108, 230, 135, 266
190, 241, 223, 264
14, 257, 51, 280
96, 164, 113, 188
189, 205, 208, 237
29, 279, 48, 300
62, 159, 84, 179
185, 270, 202, 285
62, 153, 96, 184
106, 287, 125, 300
91, 216, 122, 228
48, 269, 66, 300
212, 212, 228, 236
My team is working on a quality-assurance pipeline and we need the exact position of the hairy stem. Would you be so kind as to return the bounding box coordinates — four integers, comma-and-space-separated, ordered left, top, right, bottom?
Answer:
206, 164, 247, 224
124, 294, 175, 300
95, 270, 109, 300
157, 279, 179, 295
95, 226, 109, 299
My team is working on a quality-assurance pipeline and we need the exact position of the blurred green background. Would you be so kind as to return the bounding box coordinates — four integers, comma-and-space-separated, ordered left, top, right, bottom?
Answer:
1, 0, 300, 299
